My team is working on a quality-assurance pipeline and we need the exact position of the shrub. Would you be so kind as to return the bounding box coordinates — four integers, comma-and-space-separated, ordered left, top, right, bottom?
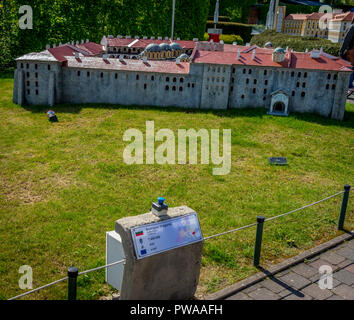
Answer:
206, 21, 253, 43
204, 33, 244, 45
251, 30, 341, 57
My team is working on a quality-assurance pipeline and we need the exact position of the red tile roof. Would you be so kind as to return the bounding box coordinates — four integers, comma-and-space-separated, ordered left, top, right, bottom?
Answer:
106, 38, 196, 49
331, 12, 354, 22
76, 42, 104, 56
306, 12, 326, 20
192, 47, 352, 71
48, 46, 80, 62
64, 56, 190, 74
285, 14, 309, 20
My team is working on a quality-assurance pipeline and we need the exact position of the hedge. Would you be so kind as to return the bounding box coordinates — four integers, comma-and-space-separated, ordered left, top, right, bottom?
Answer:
206, 21, 253, 43
1, 0, 210, 72
204, 33, 244, 45
250, 30, 342, 57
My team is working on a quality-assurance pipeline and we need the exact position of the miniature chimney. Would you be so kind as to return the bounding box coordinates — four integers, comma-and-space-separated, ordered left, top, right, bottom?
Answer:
126, 35, 131, 39
143, 56, 148, 63
119, 55, 124, 62
45, 44, 50, 50
76, 40, 79, 45
165, 37, 169, 40
237, 48, 241, 60
117, 35, 122, 39
177, 37, 181, 40
53, 44, 56, 48
305, 48, 308, 53
232, 42, 237, 45
252, 49, 256, 60
81, 40, 84, 44
75, 52, 80, 59
59, 42, 62, 46
176, 58, 181, 64
158, 36, 162, 40
193, 38, 198, 42
135, 36, 139, 39
143, 36, 147, 39
220, 40, 224, 45
86, 39, 89, 43
150, 36, 155, 40
320, 47, 323, 55
71, 41, 74, 45
286, 46, 289, 52
103, 54, 108, 60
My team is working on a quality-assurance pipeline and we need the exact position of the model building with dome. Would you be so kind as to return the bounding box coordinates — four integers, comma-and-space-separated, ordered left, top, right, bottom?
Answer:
12, 35, 352, 120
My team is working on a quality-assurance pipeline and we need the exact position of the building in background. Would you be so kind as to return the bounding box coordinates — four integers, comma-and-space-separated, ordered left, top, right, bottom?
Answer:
12, 36, 352, 120
281, 10, 353, 43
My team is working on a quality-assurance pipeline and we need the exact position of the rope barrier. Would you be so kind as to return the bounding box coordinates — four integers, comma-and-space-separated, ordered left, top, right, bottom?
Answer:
8, 259, 126, 300
203, 190, 345, 240
78, 259, 126, 276
7, 189, 348, 300
8, 276, 68, 301
203, 222, 258, 240
264, 190, 344, 222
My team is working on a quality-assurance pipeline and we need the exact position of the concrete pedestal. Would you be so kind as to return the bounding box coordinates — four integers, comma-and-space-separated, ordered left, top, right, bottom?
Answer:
114, 205, 203, 300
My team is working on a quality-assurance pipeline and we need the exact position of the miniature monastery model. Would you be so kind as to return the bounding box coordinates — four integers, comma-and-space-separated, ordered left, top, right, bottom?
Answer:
13, 36, 352, 120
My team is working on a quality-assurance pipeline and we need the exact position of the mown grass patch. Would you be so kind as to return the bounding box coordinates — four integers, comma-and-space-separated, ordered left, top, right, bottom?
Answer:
0, 75, 353, 299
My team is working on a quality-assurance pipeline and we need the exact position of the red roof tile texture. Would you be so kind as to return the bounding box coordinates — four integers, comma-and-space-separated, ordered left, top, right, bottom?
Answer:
106, 38, 196, 49
65, 56, 190, 74
192, 48, 352, 71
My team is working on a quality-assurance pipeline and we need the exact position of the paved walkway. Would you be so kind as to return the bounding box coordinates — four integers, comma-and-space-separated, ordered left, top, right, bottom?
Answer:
226, 238, 354, 300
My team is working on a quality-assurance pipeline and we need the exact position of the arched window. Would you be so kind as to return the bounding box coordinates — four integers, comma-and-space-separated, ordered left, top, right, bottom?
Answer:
136, 74, 139, 80
246, 78, 249, 84
327, 73, 331, 80
173, 77, 177, 82
165, 85, 169, 90
301, 91, 305, 97
180, 78, 183, 83
179, 86, 183, 92
172, 86, 176, 91
166, 77, 169, 82
243, 68, 246, 74
254, 79, 257, 84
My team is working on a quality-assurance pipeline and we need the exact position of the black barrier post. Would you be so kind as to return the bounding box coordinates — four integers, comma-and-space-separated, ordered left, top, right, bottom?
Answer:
253, 216, 265, 267
67, 266, 78, 300
338, 185, 351, 231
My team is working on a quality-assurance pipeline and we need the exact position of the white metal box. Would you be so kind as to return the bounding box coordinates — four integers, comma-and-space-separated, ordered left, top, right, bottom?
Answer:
105, 231, 125, 291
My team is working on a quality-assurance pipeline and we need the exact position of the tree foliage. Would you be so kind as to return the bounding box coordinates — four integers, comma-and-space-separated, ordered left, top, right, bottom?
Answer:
251, 30, 342, 57
0, 0, 210, 72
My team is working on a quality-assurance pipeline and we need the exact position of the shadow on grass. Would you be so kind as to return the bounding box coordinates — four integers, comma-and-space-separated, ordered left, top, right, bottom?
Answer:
20, 102, 354, 129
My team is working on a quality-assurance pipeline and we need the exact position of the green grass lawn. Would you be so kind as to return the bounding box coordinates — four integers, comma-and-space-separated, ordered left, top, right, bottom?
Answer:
0, 74, 353, 300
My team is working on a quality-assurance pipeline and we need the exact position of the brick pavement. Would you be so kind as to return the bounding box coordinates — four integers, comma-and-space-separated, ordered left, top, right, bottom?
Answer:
226, 238, 354, 300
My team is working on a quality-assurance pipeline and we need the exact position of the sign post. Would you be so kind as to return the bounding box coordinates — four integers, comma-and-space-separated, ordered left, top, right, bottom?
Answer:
113, 203, 204, 300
